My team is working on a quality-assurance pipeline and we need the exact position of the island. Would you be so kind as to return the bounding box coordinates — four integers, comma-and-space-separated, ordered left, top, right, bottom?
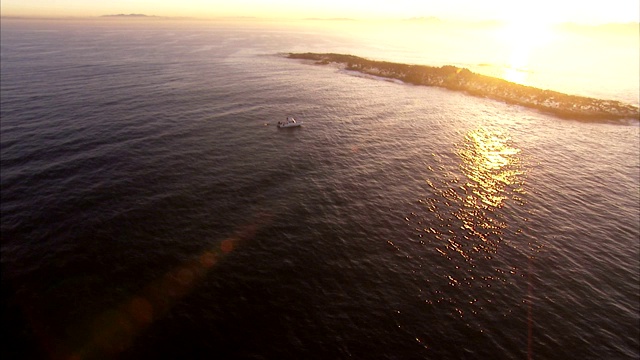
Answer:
287, 53, 639, 122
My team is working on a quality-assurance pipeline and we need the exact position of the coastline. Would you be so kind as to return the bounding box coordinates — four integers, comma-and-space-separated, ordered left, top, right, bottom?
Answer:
287, 52, 640, 122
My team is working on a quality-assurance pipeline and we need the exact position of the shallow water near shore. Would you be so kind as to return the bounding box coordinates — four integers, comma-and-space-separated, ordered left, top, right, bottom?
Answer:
1, 19, 639, 359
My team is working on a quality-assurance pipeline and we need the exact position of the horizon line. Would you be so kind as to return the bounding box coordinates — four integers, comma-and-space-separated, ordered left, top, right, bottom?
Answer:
2, 14, 639, 27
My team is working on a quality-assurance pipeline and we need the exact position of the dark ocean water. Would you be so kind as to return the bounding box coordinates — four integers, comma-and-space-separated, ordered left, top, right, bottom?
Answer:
1, 20, 639, 360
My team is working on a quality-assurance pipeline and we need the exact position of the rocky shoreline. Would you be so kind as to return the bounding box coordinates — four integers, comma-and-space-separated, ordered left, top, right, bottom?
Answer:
287, 52, 639, 122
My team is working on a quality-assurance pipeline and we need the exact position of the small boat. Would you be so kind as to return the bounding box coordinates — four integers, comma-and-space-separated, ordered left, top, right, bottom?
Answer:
277, 116, 303, 128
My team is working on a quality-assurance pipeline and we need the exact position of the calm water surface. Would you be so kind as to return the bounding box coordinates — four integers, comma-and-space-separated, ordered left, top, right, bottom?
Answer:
1, 20, 639, 360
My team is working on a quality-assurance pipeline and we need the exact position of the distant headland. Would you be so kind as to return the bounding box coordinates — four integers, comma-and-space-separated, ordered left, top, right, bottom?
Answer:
287, 53, 639, 122
101, 14, 156, 18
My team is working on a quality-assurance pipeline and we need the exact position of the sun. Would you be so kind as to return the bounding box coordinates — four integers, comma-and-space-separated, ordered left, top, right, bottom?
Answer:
494, 15, 555, 83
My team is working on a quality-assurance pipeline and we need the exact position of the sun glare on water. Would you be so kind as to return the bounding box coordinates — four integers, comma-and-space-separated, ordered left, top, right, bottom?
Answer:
494, 17, 555, 84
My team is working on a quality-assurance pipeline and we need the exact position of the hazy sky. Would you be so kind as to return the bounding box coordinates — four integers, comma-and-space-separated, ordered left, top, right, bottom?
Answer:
2, 0, 639, 24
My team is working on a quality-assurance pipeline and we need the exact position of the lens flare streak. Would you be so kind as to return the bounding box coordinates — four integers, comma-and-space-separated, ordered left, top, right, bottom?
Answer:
61, 212, 272, 360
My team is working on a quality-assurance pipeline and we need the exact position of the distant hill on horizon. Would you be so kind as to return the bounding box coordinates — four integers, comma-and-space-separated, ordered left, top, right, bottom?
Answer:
101, 14, 156, 18
303, 17, 356, 21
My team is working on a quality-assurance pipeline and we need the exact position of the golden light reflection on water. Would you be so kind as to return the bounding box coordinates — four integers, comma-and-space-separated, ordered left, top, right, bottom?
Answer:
415, 127, 525, 263
454, 127, 524, 258
397, 126, 530, 339
457, 127, 523, 210
397, 128, 527, 346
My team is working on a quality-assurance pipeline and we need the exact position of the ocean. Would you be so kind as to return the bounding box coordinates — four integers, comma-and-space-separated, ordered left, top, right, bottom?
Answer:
1, 19, 639, 360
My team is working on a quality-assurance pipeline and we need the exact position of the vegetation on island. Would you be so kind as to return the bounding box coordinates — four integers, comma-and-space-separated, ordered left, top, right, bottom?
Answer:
288, 52, 639, 122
